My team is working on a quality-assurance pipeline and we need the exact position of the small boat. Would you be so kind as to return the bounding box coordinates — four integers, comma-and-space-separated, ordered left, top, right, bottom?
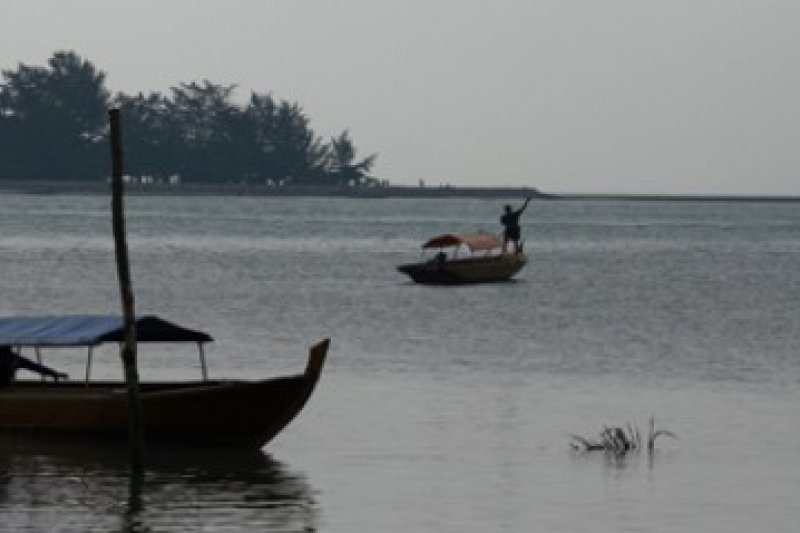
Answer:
397, 231, 527, 285
0, 315, 328, 449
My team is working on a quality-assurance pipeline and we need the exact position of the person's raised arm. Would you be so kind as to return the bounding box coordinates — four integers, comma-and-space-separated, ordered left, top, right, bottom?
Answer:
519, 196, 533, 213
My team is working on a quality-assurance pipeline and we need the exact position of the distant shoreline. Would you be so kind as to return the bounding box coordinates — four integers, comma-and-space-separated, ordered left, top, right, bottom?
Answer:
546, 193, 800, 203
0, 180, 798, 202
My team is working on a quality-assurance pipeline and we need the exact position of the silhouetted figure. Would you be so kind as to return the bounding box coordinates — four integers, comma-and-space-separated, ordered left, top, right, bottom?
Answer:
613, 427, 633, 451
430, 251, 447, 266
0, 345, 67, 386
500, 197, 532, 253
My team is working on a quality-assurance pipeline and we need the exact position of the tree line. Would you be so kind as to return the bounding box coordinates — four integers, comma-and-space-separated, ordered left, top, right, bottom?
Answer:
0, 51, 378, 187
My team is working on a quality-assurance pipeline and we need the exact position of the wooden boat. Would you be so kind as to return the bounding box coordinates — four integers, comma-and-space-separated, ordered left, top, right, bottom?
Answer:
397, 232, 527, 285
0, 315, 328, 449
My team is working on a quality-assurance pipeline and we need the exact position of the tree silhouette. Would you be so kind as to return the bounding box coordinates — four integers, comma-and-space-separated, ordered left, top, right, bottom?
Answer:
0, 51, 109, 180
0, 51, 379, 186
114, 91, 181, 180
329, 130, 377, 186
167, 81, 242, 182
269, 101, 330, 185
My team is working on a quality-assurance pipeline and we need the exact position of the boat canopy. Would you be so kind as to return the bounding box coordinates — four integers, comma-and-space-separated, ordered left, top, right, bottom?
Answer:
422, 232, 501, 252
0, 315, 213, 347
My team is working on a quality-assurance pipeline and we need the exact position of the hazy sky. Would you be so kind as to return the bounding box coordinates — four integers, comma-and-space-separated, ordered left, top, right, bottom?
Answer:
2, 0, 799, 194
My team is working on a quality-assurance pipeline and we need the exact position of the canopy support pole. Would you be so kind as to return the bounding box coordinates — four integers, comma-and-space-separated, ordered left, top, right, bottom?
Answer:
35, 347, 43, 381
85, 347, 93, 385
198, 342, 208, 381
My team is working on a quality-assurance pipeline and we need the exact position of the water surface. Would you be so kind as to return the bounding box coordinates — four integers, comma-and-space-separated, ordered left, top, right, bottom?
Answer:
0, 195, 798, 531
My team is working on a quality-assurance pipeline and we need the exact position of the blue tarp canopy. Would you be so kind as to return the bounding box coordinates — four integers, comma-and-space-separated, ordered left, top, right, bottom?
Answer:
0, 315, 213, 347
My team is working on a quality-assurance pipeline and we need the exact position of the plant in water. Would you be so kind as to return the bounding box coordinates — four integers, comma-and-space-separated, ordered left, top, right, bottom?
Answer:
570, 417, 677, 455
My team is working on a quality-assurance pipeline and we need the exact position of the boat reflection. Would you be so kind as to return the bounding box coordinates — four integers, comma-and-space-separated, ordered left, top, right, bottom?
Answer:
0, 434, 318, 532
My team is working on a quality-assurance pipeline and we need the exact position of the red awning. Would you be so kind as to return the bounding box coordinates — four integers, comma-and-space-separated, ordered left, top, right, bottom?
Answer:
422, 232, 501, 252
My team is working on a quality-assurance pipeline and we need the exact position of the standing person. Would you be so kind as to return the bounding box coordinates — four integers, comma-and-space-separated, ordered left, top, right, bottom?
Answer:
500, 196, 533, 253
0, 345, 67, 386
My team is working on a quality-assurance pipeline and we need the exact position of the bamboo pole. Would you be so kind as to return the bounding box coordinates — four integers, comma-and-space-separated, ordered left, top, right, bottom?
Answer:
109, 108, 145, 472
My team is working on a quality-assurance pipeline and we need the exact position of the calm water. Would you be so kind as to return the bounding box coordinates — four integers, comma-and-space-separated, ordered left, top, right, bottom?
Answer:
0, 194, 798, 532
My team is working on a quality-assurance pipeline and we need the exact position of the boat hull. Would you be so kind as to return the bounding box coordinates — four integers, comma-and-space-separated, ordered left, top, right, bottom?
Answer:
0, 339, 329, 449
397, 253, 527, 285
